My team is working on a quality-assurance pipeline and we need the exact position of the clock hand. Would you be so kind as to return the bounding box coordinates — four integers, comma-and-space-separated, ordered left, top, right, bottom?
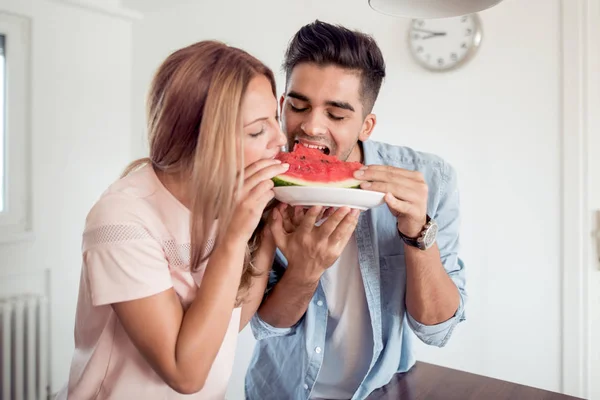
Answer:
422, 32, 447, 40
412, 28, 446, 35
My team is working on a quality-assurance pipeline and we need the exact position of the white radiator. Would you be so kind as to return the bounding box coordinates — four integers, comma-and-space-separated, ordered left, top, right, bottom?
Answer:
0, 295, 49, 400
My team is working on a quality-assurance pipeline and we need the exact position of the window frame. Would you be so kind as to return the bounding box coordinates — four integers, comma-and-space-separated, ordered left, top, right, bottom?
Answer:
0, 12, 32, 242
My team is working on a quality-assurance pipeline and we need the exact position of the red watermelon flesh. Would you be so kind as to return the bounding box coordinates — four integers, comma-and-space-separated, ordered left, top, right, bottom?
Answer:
273, 144, 364, 188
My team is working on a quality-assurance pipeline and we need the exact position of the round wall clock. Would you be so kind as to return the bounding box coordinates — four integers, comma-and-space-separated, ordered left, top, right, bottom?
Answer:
408, 14, 483, 72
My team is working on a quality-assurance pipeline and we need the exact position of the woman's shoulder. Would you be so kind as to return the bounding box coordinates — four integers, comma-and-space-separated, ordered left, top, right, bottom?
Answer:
85, 164, 162, 231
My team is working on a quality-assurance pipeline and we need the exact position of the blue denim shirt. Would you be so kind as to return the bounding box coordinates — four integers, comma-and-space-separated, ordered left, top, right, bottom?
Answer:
245, 140, 467, 400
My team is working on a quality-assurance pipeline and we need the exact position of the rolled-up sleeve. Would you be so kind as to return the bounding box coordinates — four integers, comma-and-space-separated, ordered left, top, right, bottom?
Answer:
250, 250, 299, 340
406, 272, 466, 347
407, 162, 467, 347
250, 312, 295, 340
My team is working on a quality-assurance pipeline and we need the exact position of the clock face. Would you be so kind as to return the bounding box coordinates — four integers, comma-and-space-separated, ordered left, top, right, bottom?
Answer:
408, 14, 482, 71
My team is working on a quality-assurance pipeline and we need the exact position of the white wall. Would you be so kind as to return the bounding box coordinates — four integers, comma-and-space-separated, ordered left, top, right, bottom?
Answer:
0, 0, 135, 393
588, 1, 600, 398
131, 1, 564, 399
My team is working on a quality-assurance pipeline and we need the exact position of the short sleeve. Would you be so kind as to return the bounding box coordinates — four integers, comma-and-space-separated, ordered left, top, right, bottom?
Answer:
82, 192, 173, 306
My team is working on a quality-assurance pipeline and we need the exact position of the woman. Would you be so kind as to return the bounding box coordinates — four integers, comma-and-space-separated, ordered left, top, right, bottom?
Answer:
56, 40, 288, 399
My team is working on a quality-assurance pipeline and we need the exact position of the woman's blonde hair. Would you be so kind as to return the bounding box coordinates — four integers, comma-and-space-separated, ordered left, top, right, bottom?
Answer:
123, 41, 277, 305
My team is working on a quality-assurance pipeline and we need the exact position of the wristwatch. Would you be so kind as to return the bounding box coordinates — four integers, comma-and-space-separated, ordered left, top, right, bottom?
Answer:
398, 215, 438, 250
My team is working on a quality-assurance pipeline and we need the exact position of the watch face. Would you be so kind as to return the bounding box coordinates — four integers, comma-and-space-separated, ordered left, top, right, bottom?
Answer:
421, 220, 439, 248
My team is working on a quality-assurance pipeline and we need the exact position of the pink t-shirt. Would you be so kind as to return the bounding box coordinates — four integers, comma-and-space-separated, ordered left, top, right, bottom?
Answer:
56, 164, 241, 400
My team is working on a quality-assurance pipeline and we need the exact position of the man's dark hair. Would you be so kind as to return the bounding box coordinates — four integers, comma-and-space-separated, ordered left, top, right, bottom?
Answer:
283, 20, 386, 114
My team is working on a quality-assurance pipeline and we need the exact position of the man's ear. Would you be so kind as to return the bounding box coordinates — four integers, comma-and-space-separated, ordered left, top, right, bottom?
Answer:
279, 94, 285, 114
359, 113, 377, 142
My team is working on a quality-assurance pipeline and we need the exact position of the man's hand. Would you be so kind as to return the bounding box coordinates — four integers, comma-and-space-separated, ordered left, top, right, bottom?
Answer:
269, 204, 360, 284
355, 165, 428, 238
277, 203, 335, 234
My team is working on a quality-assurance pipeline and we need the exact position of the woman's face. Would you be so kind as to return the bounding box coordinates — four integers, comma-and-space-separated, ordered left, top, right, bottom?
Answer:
240, 75, 286, 168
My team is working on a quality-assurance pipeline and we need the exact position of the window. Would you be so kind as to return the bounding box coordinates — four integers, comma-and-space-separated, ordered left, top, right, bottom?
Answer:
0, 13, 31, 242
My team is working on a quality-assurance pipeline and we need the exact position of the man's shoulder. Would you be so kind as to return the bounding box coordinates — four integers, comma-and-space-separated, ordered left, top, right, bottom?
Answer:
363, 140, 455, 181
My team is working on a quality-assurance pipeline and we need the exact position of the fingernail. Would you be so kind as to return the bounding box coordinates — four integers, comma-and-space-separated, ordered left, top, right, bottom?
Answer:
352, 209, 360, 216
354, 170, 364, 177
360, 166, 368, 170
281, 163, 289, 169
361, 182, 371, 188
273, 159, 282, 163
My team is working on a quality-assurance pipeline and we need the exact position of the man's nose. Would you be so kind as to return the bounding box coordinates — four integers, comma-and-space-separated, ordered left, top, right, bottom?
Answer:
301, 112, 327, 136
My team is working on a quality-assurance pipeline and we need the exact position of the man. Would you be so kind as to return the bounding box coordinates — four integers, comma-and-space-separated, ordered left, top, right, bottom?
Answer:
245, 20, 467, 400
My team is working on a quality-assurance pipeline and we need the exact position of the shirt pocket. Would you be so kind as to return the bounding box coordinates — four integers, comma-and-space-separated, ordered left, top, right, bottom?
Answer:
379, 254, 407, 315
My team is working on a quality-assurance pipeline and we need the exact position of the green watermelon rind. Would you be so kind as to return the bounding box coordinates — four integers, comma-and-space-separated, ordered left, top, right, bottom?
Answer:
272, 175, 362, 189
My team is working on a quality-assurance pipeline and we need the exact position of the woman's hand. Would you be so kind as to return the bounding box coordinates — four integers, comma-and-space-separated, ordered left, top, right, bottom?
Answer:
227, 159, 288, 242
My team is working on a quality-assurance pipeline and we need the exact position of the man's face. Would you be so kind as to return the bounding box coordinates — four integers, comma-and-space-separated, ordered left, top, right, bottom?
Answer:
280, 63, 376, 162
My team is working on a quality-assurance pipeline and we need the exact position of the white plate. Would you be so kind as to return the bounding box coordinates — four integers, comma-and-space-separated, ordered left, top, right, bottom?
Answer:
273, 186, 385, 211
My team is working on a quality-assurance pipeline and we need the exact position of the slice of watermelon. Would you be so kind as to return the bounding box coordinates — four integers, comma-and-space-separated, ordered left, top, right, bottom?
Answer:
273, 145, 364, 188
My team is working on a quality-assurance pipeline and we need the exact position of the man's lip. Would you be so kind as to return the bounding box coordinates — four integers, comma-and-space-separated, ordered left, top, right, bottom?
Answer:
295, 139, 330, 150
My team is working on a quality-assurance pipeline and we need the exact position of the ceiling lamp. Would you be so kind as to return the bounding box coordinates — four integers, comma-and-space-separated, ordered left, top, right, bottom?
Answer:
368, 0, 505, 19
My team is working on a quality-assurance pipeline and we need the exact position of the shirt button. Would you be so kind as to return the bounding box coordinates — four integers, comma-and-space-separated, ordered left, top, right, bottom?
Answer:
303, 383, 309, 390
317, 300, 323, 306
315, 347, 322, 354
